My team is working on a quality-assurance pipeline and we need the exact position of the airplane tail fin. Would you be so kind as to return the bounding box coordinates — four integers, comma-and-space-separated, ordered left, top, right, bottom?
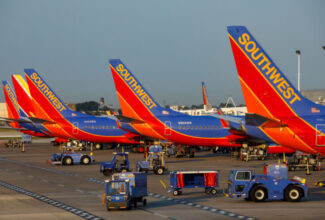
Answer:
11, 75, 37, 118
109, 59, 173, 120
216, 108, 229, 128
2, 81, 20, 120
202, 82, 210, 106
227, 26, 323, 118
24, 69, 75, 119
2, 81, 30, 128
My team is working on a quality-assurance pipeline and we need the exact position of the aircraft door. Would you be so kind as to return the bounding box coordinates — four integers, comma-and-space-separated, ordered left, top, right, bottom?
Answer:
164, 121, 171, 136
316, 124, 325, 146
72, 122, 79, 136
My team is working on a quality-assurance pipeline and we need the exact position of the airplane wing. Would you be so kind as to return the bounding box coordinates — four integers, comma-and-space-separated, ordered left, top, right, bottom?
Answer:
116, 115, 145, 124
245, 113, 287, 128
211, 113, 287, 129
0, 126, 27, 131
0, 116, 56, 125
210, 114, 243, 125
28, 117, 56, 125
0, 117, 32, 124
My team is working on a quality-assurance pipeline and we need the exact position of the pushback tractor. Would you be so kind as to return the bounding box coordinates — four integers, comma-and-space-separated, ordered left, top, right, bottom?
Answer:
100, 152, 130, 176
49, 147, 93, 165
227, 164, 307, 202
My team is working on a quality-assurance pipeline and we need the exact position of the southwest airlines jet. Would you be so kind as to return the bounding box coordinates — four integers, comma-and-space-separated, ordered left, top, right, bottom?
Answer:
227, 26, 325, 156
23, 69, 140, 144
108, 59, 247, 147
2, 81, 50, 137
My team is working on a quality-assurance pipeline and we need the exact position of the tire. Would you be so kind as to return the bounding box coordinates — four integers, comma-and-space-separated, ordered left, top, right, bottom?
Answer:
156, 167, 164, 175
103, 169, 111, 176
210, 188, 217, 195
143, 198, 147, 206
285, 185, 303, 202
250, 185, 267, 202
173, 190, 179, 196
63, 156, 73, 165
81, 156, 91, 165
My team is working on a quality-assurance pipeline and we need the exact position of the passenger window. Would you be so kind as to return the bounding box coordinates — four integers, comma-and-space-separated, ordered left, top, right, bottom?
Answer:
235, 171, 251, 181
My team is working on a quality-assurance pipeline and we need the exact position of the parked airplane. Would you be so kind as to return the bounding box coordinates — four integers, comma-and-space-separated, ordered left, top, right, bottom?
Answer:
23, 69, 141, 144
108, 59, 249, 148
2, 81, 50, 137
227, 26, 324, 156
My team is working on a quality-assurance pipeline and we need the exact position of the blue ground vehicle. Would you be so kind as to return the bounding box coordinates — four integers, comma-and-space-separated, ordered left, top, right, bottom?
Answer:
136, 152, 166, 175
170, 171, 219, 196
104, 172, 147, 210
227, 164, 307, 202
50, 147, 93, 165
100, 152, 130, 176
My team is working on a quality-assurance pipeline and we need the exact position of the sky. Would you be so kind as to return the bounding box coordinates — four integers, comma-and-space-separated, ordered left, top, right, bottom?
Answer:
0, 0, 325, 108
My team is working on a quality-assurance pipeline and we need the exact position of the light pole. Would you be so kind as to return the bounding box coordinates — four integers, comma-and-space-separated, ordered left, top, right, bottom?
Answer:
296, 50, 301, 91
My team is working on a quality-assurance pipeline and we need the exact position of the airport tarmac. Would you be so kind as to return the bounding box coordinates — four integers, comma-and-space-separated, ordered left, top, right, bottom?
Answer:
0, 140, 325, 220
